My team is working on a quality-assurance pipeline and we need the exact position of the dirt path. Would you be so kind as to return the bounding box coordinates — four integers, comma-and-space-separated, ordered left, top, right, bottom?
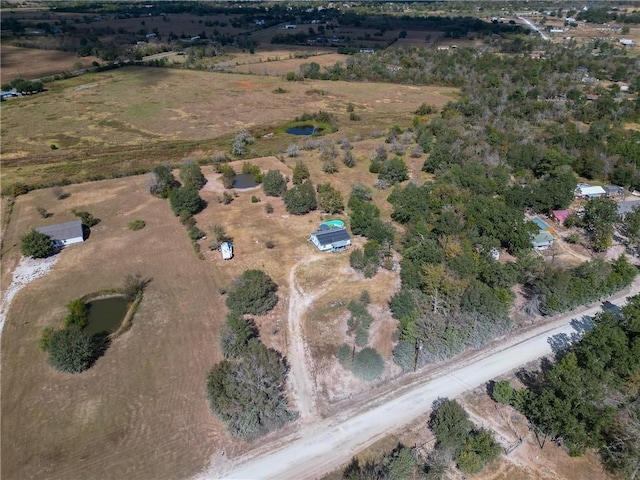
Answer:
203, 276, 640, 480
286, 255, 324, 422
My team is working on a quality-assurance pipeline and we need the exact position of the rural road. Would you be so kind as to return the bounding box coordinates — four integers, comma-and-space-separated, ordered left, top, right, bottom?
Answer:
205, 277, 640, 480
518, 16, 550, 41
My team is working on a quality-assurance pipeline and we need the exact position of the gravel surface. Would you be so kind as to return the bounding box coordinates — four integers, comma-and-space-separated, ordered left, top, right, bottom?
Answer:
0, 255, 59, 334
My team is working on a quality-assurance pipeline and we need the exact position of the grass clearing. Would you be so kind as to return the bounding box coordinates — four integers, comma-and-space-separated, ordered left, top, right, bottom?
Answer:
1, 67, 457, 188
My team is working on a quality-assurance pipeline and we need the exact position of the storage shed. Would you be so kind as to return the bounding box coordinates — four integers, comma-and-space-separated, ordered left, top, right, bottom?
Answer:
309, 227, 351, 252
36, 220, 84, 248
220, 242, 233, 260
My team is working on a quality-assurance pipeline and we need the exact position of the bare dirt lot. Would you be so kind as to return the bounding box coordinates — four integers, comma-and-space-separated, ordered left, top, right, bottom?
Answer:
0, 45, 102, 82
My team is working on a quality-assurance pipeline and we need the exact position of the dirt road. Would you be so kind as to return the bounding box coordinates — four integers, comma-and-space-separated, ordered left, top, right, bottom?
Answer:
205, 277, 640, 480
285, 256, 324, 422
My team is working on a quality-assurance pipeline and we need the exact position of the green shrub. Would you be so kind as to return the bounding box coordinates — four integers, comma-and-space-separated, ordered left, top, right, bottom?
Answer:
188, 225, 206, 240
179, 162, 206, 190
284, 182, 317, 215
169, 186, 204, 216
39, 327, 55, 352
226, 269, 279, 315
263, 170, 287, 197
72, 209, 100, 227
491, 380, 513, 404
64, 299, 89, 329
336, 343, 353, 370
352, 347, 384, 381
220, 312, 259, 359
251, 195, 260, 203
20, 229, 54, 258
46, 325, 101, 373
127, 220, 146, 231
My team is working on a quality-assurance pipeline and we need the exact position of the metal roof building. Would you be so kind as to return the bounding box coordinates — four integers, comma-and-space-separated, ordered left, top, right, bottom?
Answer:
309, 227, 351, 252
36, 220, 84, 247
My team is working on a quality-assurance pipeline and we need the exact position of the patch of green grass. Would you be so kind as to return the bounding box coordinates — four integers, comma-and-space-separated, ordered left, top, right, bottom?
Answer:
98, 119, 156, 137
127, 220, 146, 231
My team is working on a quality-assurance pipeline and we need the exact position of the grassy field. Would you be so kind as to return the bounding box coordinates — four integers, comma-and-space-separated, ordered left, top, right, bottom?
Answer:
1, 137, 414, 478
1, 176, 236, 479
0, 67, 457, 189
0, 45, 102, 82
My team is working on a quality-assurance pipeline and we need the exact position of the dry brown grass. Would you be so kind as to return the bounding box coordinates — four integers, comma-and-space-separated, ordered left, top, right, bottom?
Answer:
0, 142, 409, 478
1, 67, 457, 188
0, 177, 242, 480
0, 45, 102, 82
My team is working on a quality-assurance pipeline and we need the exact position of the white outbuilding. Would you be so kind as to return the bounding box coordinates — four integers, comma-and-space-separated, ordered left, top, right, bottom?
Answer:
36, 220, 85, 248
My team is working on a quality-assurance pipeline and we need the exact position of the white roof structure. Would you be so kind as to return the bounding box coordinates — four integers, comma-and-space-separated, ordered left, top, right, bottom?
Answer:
220, 242, 233, 260
575, 185, 606, 197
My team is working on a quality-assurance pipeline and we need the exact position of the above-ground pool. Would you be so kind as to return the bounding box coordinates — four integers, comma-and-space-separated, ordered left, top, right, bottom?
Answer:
286, 125, 318, 136
531, 217, 550, 230
320, 220, 344, 230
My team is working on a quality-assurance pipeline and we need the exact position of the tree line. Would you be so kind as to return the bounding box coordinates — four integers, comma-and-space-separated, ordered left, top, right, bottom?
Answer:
493, 294, 640, 478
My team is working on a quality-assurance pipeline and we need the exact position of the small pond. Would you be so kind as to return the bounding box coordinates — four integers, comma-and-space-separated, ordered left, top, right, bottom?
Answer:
286, 125, 318, 136
84, 296, 128, 336
232, 173, 259, 189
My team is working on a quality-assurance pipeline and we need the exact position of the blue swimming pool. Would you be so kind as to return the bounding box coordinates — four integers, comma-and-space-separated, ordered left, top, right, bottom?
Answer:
532, 217, 550, 230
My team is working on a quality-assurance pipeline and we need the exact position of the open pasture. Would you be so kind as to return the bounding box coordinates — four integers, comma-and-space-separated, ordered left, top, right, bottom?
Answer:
0, 67, 457, 188
0, 45, 101, 82
1, 176, 236, 480
1, 139, 407, 478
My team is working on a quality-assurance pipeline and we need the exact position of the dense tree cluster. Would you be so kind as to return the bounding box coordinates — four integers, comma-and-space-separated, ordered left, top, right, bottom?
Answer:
530, 256, 636, 315
503, 295, 640, 477
427, 398, 501, 476
207, 271, 295, 440
225, 269, 278, 315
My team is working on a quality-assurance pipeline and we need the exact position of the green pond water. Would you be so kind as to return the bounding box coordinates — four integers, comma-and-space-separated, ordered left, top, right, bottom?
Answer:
84, 296, 128, 336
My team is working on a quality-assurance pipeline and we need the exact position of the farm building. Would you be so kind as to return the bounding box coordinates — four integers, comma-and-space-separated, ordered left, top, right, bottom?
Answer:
36, 220, 84, 248
310, 227, 351, 252
531, 231, 554, 250
220, 242, 233, 260
574, 184, 606, 199
552, 209, 572, 225
605, 185, 625, 197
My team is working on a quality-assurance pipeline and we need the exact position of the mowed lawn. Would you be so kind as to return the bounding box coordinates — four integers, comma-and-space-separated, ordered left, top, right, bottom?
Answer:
0, 176, 242, 480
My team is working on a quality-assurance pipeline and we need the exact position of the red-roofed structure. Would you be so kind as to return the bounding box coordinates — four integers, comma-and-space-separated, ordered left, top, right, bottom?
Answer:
552, 209, 572, 225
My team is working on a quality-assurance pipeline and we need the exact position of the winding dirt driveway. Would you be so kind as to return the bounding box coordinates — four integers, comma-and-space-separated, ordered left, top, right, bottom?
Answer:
202, 276, 640, 480
285, 255, 324, 422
